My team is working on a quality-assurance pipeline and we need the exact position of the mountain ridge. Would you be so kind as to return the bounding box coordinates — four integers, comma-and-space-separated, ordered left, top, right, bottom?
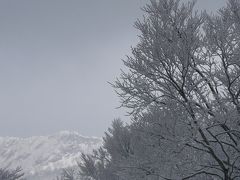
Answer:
0, 131, 102, 180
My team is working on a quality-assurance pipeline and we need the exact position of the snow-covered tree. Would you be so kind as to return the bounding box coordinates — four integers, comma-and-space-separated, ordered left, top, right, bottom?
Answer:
112, 0, 240, 179
79, 119, 126, 180
0, 167, 24, 180
57, 168, 77, 180
79, 0, 240, 179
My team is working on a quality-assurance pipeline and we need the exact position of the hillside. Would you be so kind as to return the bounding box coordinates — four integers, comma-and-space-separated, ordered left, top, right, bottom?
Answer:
0, 131, 102, 180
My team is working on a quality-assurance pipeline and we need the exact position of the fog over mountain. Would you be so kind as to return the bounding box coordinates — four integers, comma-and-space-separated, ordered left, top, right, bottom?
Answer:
0, 131, 102, 180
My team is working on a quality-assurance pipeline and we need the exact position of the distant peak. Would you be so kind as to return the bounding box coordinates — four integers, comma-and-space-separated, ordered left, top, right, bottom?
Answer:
57, 130, 80, 136
54, 131, 101, 140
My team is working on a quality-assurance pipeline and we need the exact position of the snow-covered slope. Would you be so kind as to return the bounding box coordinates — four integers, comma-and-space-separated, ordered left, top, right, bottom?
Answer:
0, 131, 102, 180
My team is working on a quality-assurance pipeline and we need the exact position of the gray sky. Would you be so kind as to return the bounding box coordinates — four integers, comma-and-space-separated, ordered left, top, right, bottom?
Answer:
0, 0, 226, 137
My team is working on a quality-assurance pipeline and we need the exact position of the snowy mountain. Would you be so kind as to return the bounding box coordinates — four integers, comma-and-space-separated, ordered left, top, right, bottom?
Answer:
0, 131, 102, 180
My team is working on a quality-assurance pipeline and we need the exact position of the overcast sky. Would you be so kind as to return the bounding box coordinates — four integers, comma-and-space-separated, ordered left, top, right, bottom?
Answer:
0, 0, 226, 137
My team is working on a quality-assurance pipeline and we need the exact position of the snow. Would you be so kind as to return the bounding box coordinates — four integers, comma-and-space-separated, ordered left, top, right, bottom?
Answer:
0, 131, 102, 179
